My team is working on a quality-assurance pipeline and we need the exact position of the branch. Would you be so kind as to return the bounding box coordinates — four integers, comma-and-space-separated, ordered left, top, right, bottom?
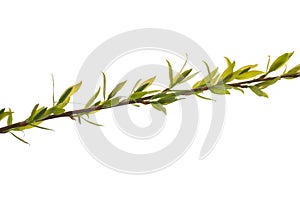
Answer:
0, 52, 299, 144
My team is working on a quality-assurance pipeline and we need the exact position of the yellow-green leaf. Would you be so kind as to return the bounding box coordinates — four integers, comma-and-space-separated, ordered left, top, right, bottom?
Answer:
236, 70, 264, 80
136, 76, 156, 92
209, 85, 230, 95
220, 57, 235, 81
249, 86, 268, 98
108, 81, 127, 100
7, 108, 13, 125
151, 103, 167, 115
268, 52, 294, 74
57, 81, 82, 104
166, 59, 174, 87
102, 97, 121, 108
85, 86, 101, 108
285, 64, 300, 75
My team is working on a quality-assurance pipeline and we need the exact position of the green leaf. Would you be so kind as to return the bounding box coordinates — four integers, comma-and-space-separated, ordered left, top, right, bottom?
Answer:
102, 97, 121, 108
27, 104, 39, 122
151, 103, 167, 115
255, 77, 280, 89
129, 90, 159, 100
166, 59, 174, 87
268, 52, 294, 74
236, 70, 264, 80
10, 132, 29, 145
194, 93, 215, 101
131, 79, 142, 93
102, 72, 107, 100
249, 86, 268, 98
81, 117, 103, 126
231, 87, 244, 94
57, 81, 82, 105
93, 100, 102, 107
33, 107, 48, 121
136, 76, 156, 92
52, 107, 65, 115
174, 68, 192, 84
182, 72, 198, 83
285, 64, 300, 75
7, 108, 13, 125
209, 85, 230, 95
0, 108, 7, 121
157, 93, 178, 105
107, 81, 127, 100
29, 123, 54, 131
85, 86, 101, 108
220, 57, 235, 81
266, 55, 271, 72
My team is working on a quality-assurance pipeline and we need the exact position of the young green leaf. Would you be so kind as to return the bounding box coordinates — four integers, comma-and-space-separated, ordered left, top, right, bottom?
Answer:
29, 123, 54, 131
102, 72, 107, 100
194, 93, 215, 101
151, 103, 167, 115
209, 85, 230, 95
231, 87, 245, 94
174, 68, 192, 84
166, 59, 174, 87
131, 79, 142, 93
33, 107, 48, 121
27, 104, 39, 122
129, 90, 159, 100
107, 81, 127, 100
285, 64, 300, 76
81, 117, 103, 126
267, 52, 294, 74
85, 86, 101, 108
10, 132, 29, 145
102, 97, 121, 108
7, 108, 13, 125
52, 107, 65, 115
249, 86, 268, 98
57, 81, 82, 105
135, 76, 156, 92
255, 77, 280, 89
236, 70, 264, 80
220, 57, 235, 81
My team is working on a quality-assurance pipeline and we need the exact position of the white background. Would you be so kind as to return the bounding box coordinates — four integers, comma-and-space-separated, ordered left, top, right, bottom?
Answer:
1, 0, 300, 199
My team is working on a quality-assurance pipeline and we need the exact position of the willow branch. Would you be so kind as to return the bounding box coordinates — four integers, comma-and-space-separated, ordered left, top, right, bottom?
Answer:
0, 72, 298, 134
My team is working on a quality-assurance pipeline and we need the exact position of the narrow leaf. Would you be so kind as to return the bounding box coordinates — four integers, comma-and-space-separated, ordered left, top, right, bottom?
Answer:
131, 79, 142, 93
151, 103, 167, 115
85, 86, 101, 108
195, 93, 215, 101
220, 57, 235, 81
136, 76, 156, 92
249, 86, 268, 98
81, 117, 103, 126
30, 123, 54, 131
10, 132, 29, 145
108, 80, 127, 100
166, 59, 174, 87
102, 97, 121, 108
268, 52, 294, 74
33, 107, 47, 121
285, 64, 300, 75
7, 108, 13, 125
209, 85, 230, 95
236, 70, 264, 80
102, 72, 107, 100
255, 77, 280, 89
